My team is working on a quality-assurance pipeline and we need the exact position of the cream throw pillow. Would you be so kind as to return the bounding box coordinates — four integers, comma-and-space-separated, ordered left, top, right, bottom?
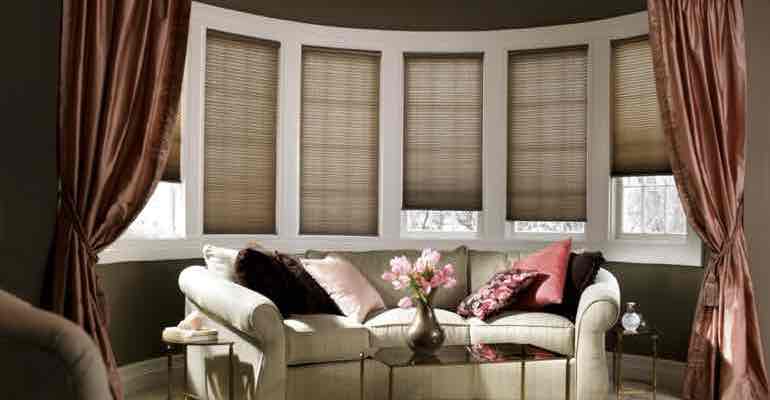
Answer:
202, 243, 270, 282
301, 256, 385, 323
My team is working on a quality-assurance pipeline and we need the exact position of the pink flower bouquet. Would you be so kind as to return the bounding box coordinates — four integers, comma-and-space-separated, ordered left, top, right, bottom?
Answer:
381, 249, 457, 308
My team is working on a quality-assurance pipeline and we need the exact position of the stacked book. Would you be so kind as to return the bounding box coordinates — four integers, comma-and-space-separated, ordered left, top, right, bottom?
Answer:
162, 326, 218, 344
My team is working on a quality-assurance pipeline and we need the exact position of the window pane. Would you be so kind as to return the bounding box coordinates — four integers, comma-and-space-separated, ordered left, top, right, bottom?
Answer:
404, 210, 479, 233
123, 182, 182, 239
622, 186, 643, 233
643, 187, 666, 234
666, 186, 687, 234
617, 175, 687, 236
513, 221, 585, 234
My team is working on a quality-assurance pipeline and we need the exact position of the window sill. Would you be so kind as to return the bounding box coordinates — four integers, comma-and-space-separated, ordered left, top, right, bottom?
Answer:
99, 232, 703, 267
98, 238, 203, 264
602, 236, 702, 266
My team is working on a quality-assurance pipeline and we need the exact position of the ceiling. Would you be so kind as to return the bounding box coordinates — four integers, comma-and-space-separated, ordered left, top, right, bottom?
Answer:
199, 0, 647, 31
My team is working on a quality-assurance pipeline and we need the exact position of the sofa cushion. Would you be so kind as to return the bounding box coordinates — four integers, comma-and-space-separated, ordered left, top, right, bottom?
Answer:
468, 311, 575, 356
468, 250, 522, 291
306, 246, 469, 309
301, 256, 385, 323
284, 314, 370, 365
202, 244, 241, 282
512, 239, 573, 309
456, 269, 540, 320
364, 308, 470, 348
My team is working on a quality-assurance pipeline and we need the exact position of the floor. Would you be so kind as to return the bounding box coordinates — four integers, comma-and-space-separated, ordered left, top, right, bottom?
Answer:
128, 385, 682, 400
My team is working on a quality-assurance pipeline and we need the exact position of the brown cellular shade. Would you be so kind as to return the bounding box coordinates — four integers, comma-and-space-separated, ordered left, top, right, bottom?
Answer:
611, 36, 671, 176
507, 46, 588, 222
300, 46, 380, 235
162, 106, 181, 182
203, 30, 279, 234
403, 53, 483, 211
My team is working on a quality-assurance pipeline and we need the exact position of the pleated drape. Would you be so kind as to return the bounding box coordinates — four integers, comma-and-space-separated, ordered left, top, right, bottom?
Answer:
648, 1, 769, 398
44, 1, 190, 398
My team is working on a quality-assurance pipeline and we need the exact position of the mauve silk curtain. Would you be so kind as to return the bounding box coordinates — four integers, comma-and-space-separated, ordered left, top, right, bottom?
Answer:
44, 1, 190, 398
648, 1, 769, 399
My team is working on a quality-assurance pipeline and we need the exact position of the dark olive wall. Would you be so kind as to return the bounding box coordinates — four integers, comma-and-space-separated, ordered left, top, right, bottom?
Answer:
0, 1, 60, 306
604, 262, 704, 361
96, 259, 204, 366
97, 258, 704, 365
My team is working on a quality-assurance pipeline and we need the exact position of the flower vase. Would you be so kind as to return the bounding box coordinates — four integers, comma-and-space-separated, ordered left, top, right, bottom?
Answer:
407, 297, 445, 355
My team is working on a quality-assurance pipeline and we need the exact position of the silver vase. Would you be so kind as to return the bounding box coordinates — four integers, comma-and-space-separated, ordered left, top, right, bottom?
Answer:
407, 298, 445, 355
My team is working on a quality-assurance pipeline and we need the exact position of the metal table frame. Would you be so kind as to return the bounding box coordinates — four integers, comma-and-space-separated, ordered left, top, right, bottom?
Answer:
163, 339, 235, 400
612, 326, 660, 400
359, 344, 570, 400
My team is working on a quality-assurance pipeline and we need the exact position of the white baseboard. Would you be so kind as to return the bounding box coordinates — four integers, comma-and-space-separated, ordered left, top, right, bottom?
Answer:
607, 352, 686, 395
120, 352, 686, 397
120, 355, 184, 397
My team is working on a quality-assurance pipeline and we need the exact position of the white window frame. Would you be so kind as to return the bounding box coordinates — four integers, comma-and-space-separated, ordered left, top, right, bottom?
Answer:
99, 4, 701, 267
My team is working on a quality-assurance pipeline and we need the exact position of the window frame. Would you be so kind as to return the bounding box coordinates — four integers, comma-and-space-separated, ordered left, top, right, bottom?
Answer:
100, 4, 701, 267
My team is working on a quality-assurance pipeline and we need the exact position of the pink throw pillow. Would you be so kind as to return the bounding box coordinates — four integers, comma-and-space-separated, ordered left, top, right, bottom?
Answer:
512, 238, 573, 309
301, 256, 385, 323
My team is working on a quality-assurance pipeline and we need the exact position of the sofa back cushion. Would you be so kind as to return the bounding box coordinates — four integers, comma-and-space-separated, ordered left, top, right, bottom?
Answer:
468, 250, 523, 291
306, 246, 469, 309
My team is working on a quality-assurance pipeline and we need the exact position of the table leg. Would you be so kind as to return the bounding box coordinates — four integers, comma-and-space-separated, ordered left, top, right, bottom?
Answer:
520, 359, 526, 400
652, 335, 658, 400
359, 352, 365, 400
565, 358, 570, 400
183, 347, 187, 400
613, 332, 618, 392
228, 344, 234, 400
617, 333, 623, 400
167, 344, 173, 400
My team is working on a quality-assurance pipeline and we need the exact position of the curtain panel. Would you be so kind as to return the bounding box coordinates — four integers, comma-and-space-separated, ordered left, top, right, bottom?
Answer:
44, 1, 191, 398
648, 1, 769, 399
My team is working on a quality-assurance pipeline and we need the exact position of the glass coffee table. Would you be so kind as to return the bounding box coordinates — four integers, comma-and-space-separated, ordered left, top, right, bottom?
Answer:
359, 343, 570, 400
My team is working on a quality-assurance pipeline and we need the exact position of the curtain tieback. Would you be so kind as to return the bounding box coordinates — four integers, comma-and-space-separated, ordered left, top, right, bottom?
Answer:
704, 204, 745, 309
60, 187, 99, 264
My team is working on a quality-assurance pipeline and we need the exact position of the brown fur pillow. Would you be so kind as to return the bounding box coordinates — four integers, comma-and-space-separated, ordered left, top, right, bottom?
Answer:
234, 248, 342, 318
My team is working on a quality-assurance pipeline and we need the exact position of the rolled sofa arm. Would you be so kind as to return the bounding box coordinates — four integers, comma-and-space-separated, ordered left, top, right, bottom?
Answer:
574, 268, 621, 400
179, 266, 287, 400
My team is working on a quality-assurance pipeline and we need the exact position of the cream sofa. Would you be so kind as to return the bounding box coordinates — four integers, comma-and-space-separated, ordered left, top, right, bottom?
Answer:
178, 247, 620, 400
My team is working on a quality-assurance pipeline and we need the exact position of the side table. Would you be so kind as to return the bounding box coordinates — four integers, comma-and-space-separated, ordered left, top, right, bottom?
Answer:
163, 338, 235, 400
611, 325, 661, 400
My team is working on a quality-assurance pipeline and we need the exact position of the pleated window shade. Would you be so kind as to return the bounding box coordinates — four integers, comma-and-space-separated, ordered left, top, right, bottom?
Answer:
203, 30, 279, 234
300, 47, 380, 235
507, 46, 587, 222
403, 54, 483, 211
161, 105, 181, 182
611, 36, 670, 176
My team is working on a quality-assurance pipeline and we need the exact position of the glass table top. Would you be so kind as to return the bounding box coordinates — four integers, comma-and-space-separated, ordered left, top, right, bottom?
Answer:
372, 344, 568, 368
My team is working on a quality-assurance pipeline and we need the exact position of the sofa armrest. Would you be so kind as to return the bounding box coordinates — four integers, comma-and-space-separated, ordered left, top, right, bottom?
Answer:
573, 268, 620, 400
179, 266, 287, 400
178, 266, 285, 346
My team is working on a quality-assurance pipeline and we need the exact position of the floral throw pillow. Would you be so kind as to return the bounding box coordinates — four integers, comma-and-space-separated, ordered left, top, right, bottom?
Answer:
456, 269, 540, 320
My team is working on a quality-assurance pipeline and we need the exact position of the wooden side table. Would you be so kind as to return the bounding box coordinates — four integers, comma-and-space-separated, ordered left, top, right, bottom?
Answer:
611, 325, 661, 400
163, 338, 235, 400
